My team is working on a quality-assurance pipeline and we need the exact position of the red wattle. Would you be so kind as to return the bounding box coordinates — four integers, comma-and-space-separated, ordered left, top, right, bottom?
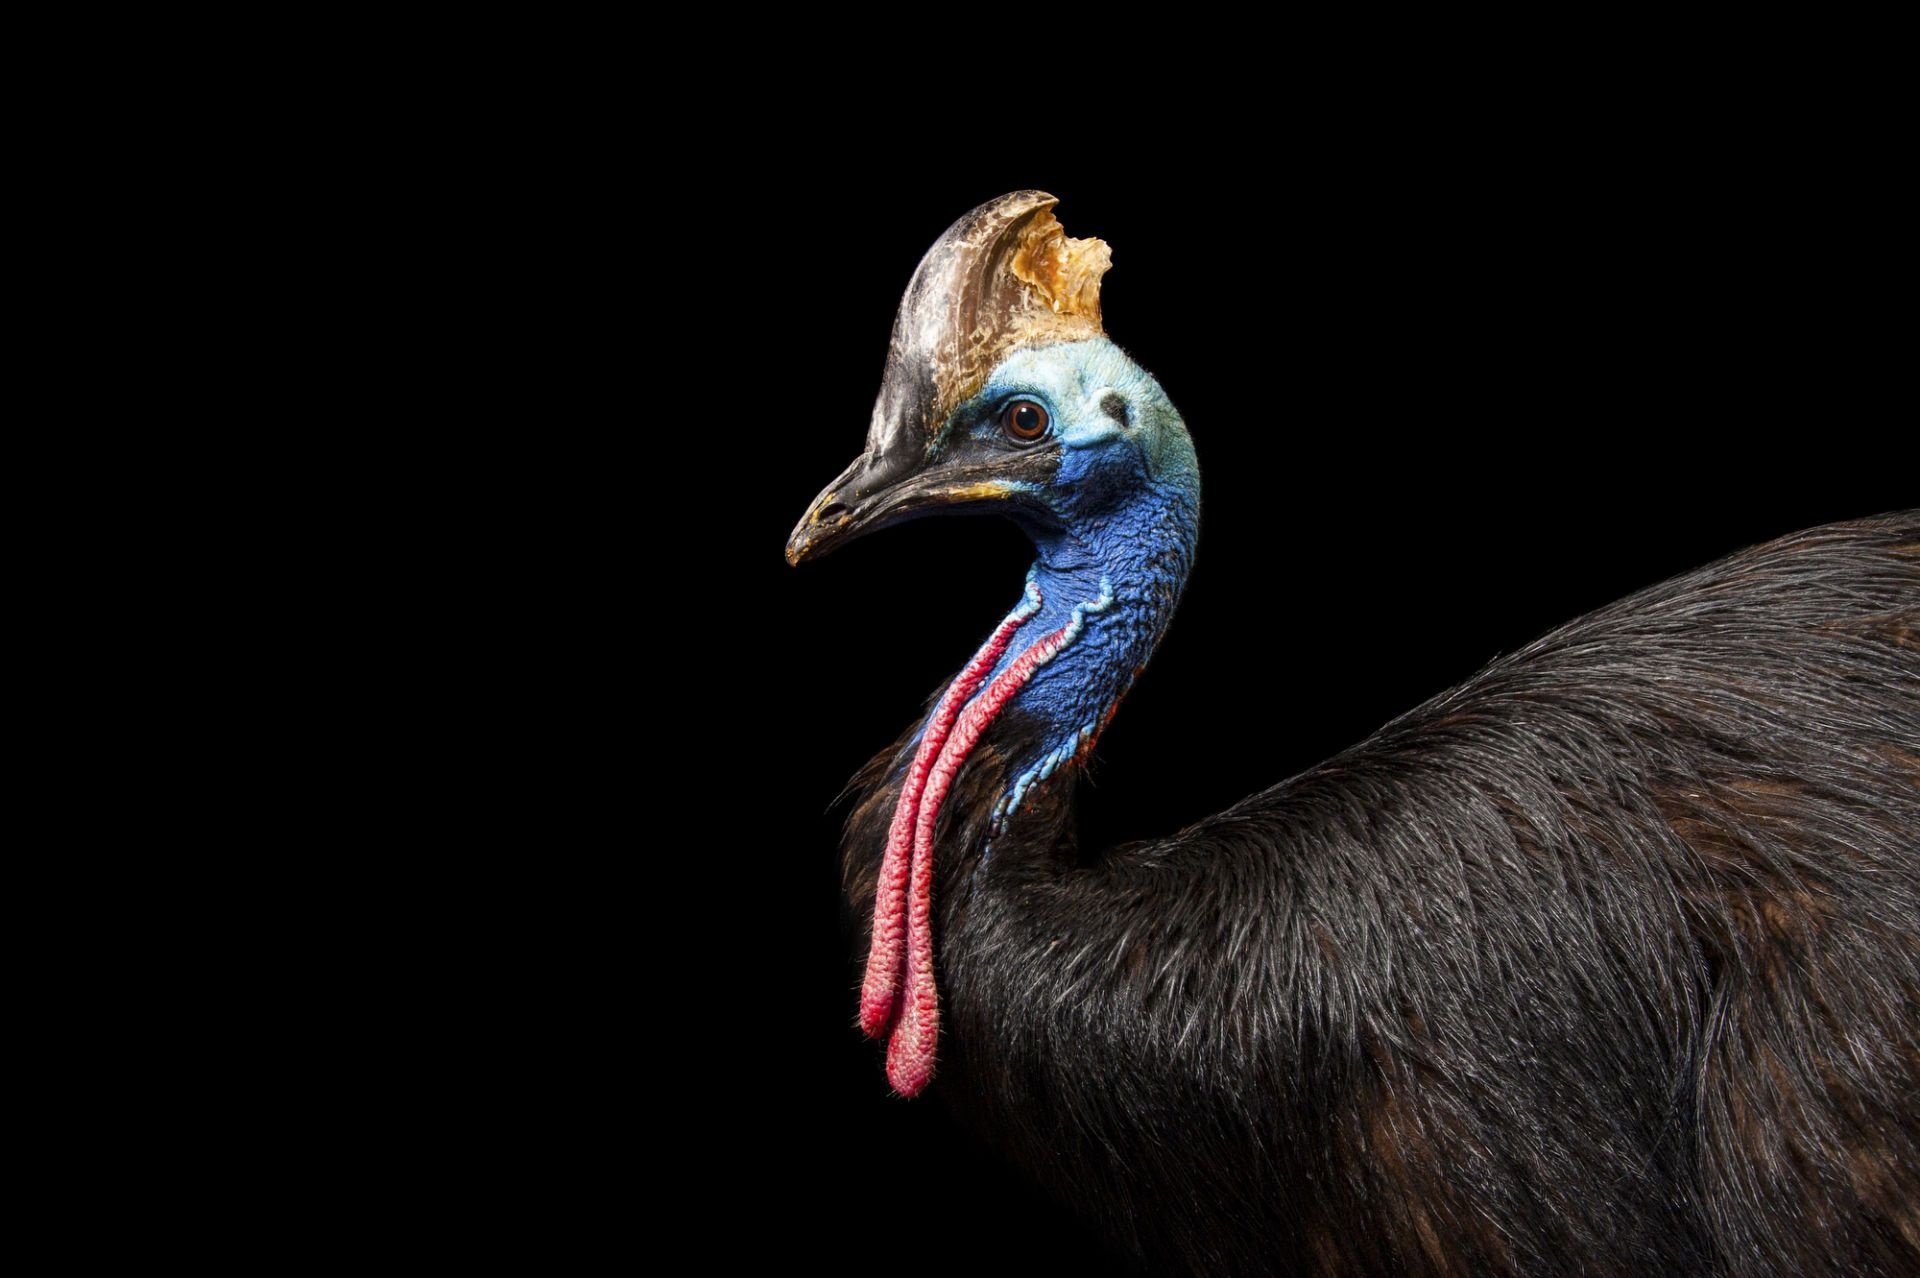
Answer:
860, 607, 1036, 1039
884, 623, 1071, 1097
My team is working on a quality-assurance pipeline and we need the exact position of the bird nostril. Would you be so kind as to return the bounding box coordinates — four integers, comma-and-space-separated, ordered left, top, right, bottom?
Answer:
815, 497, 851, 524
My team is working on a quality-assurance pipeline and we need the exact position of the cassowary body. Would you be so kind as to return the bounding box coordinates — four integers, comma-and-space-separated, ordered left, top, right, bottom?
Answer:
789, 193, 1920, 1276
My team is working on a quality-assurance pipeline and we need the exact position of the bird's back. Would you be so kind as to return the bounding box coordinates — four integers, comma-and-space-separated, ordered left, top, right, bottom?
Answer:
914, 513, 1915, 1276
1122, 510, 1920, 1274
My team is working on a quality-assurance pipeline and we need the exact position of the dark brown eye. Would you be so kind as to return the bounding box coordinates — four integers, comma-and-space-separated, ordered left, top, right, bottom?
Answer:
1003, 399, 1049, 442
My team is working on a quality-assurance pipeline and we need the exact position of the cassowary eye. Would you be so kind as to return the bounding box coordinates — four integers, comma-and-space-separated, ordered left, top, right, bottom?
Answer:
1002, 400, 1049, 443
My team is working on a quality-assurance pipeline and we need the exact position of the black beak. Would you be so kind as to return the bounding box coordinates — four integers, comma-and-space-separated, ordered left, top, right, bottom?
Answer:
785, 448, 913, 565
785, 446, 1035, 566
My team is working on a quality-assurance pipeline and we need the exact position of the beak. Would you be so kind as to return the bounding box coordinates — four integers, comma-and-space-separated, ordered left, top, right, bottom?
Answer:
785, 448, 910, 565
785, 446, 1041, 566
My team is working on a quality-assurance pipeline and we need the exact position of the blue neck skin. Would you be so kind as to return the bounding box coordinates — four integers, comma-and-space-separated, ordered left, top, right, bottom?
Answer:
980, 463, 1199, 837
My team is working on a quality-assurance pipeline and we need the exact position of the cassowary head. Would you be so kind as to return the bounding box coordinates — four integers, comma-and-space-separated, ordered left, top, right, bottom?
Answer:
786, 191, 1196, 565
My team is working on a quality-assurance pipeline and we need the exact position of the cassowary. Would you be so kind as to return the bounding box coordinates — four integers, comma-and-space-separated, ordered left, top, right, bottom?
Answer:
785, 191, 1919, 1276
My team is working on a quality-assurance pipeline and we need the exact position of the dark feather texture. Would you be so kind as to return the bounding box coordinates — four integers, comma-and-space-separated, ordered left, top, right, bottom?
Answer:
842, 512, 1920, 1276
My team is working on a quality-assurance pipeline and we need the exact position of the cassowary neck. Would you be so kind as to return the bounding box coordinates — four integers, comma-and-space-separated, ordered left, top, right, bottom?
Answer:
987, 483, 1199, 808
860, 467, 1197, 1095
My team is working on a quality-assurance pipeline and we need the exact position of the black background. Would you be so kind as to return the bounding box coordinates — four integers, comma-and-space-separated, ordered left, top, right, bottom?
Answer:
680, 131, 1909, 1273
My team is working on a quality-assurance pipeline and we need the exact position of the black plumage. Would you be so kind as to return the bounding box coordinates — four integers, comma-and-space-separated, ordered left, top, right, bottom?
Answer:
840, 513, 1919, 1276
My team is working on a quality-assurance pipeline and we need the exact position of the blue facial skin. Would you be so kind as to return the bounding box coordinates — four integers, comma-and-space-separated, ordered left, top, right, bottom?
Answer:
939, 338, 1202, 841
